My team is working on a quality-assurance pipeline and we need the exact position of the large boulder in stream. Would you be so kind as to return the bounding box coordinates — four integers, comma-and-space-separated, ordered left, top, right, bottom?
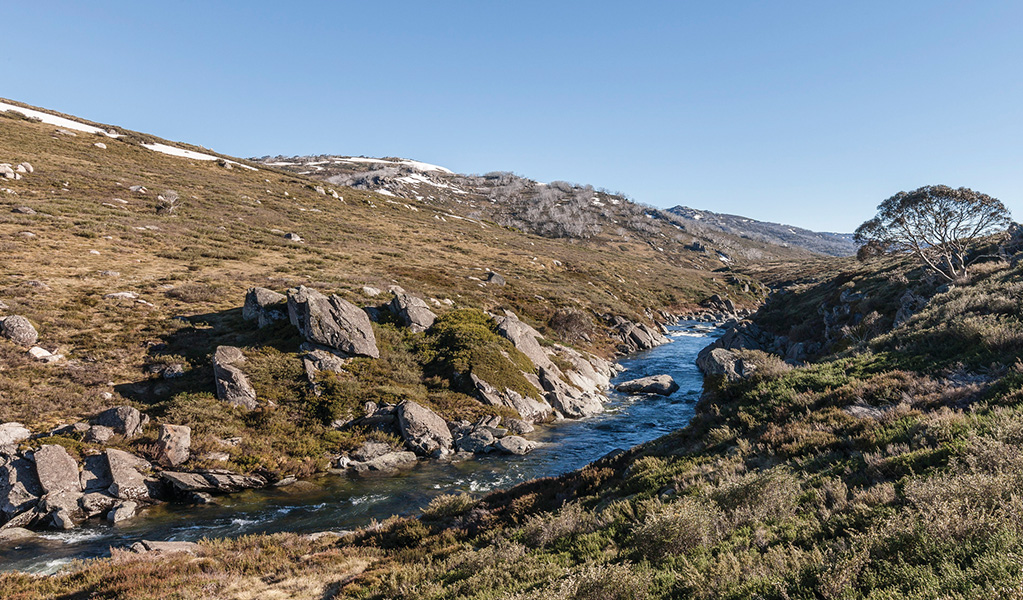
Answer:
615, 374, 680, 396
396, 401, 452, 458
288, 286, 379, 358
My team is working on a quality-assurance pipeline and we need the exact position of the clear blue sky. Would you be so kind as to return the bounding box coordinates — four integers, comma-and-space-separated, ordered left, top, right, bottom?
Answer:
4, 1, 1022, 232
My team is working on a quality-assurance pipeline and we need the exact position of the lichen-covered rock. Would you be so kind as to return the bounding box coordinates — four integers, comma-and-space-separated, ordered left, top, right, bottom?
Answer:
396, 401, 452, 457
0, 423, 31, 447
0, 315, 38, 347
0, 456, 42, 519
389, 292, 437, 333
212, 346, 258, 410
288, 286, 379, 358
242, 287, 287, 328
33, 445, 81, 496
155, 424, 191, 467
106, 449, 151, 501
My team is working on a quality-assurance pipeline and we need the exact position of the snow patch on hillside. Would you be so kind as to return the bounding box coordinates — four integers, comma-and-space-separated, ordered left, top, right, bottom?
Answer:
0, 101, 118, 137
142, 143, 257, 170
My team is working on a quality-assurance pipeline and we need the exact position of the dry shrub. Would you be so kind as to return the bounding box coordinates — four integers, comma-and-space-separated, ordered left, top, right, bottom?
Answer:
572, 562, 650, 600
522, 502, 600, 548
712, 468, 802, 527
165, 283, 223, 303
850, 481, 896, 506
632, 497, 725, 560
421, 493, 478, 520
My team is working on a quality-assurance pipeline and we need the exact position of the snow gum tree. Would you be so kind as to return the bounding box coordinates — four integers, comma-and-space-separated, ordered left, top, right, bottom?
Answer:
854, 185, 1011, 281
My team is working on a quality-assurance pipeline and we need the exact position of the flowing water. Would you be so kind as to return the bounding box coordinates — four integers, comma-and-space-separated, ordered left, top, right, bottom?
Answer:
0, 322, 720, 574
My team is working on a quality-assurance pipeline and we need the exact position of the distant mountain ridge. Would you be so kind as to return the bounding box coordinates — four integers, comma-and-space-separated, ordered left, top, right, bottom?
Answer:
666, 205, 857, 257
257, 154, 847, 263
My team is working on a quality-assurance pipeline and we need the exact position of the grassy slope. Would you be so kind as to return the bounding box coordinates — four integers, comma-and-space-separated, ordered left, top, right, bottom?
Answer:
8, 253, 1023, 598
0, 104, 763, 477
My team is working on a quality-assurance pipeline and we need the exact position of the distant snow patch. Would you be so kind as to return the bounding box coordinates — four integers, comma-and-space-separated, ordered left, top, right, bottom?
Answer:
332, 156, 452, 174
142, 143, 257, 170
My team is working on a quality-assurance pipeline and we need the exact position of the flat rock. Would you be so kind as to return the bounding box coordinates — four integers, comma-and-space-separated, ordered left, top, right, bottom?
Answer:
348, 451, 417, 477
287, 286, 379, 358
0, 527, 34, 542
128, 540, 198, 555
615, 374, 680, 396
493, 436, 537, 456
0, 423, 31, 446
161, 470, 266, 494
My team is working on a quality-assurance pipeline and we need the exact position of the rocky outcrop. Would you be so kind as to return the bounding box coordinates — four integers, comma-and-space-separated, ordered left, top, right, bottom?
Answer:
389, 292, 437, 333
538, 367, 603, 418
396, 401, 452, 457
156, 424, 191, 467
615, 374, 680, 396
0, 315, 38, 347
213, 346, 259, 410
242, 287, 288, 328
92, 406, 148, 438
288, 286, 379, 358
695, 347, 744, 380
604, 315, 670, 354
34, 445, 81, 496
470, 373, 553, 423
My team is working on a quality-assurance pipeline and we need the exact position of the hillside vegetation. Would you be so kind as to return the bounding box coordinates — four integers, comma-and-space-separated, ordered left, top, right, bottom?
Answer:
7, 229, 1023, 597
0, 99, 767, 479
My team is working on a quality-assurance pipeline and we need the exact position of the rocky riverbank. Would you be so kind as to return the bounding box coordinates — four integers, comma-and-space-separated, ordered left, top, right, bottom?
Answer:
0, 285, 678, 537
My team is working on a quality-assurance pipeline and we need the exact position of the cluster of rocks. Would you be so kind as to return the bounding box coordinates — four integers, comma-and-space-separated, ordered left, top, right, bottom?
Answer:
333, 402, 540, 477
678, 294, 754, 325
0, 162, 32, 180
0, 313, 63, 364
0, 404, 269, 535
603, 314, 671, 354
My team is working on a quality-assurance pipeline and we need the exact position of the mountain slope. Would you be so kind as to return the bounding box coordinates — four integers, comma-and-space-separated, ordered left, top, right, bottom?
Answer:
668, 205, 857, 256
257, 155, 826, 265
0, 98, 772, 482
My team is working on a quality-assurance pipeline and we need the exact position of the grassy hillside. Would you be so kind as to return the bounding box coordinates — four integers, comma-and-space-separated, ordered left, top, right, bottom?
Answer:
6, 251, 1022, 598
0, 100, 765, 477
